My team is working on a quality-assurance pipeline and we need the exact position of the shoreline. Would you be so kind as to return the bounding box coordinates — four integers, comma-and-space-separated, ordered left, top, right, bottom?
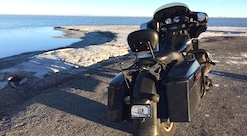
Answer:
0, 25, 139, 114
1, 25, 247, 60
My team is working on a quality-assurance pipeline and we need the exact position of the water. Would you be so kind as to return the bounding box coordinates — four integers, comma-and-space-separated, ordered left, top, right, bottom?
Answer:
1, 15, 247, 58
208, 18, 247, 27
0, 15, 151, 58
1, 15, 247, 30
0, 15, 151, 30
0, 27, 79, 58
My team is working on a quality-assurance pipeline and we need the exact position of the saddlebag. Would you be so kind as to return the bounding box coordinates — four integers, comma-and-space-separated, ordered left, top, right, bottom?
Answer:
108, 72, 129, 122
164, 60, 202, 122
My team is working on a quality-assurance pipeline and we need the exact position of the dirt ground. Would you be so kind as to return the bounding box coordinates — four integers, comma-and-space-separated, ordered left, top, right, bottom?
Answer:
0, 36, 247, 136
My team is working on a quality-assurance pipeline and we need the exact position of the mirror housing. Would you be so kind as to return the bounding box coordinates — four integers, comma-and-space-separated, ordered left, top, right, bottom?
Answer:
197, 12, 208, 23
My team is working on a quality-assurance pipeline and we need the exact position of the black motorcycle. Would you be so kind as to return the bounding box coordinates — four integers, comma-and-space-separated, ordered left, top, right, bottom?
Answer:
108, 3, 215, 136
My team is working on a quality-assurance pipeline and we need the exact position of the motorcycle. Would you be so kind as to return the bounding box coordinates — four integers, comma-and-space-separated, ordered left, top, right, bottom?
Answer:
108, 2, 215, 136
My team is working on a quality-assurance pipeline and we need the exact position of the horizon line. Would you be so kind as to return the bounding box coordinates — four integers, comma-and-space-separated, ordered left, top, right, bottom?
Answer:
0, 13, 247, 18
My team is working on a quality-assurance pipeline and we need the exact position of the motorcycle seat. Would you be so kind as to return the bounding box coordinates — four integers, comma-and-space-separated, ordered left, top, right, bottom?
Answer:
138, 50, 184, 66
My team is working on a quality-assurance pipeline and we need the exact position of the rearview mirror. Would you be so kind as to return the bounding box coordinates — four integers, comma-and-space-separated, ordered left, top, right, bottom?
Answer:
197, 12, 208, 23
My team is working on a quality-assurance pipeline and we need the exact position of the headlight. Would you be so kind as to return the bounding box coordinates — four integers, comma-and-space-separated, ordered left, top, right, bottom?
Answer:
165, 18, 172, 24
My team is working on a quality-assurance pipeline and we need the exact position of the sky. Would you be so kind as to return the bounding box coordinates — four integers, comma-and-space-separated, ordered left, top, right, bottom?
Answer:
0, 0, 247, 18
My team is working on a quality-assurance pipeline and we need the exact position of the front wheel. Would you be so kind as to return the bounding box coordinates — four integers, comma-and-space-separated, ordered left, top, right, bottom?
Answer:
159, 121, 176, 136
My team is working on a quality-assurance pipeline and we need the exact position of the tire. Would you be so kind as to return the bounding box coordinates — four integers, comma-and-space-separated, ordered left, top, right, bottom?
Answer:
132, 119, 176, 136
159, 120, 176, 136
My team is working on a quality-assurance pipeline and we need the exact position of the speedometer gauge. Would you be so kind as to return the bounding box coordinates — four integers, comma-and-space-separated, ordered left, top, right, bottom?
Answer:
165, 18, 172, 24
173, 16, 180, 23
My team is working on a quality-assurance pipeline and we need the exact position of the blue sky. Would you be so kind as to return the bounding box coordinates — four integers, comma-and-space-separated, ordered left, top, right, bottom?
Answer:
0, 0, 246, 17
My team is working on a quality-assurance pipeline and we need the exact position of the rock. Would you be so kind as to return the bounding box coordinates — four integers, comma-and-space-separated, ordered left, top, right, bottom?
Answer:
0, 81, 8, 90
54, 26, 62, 29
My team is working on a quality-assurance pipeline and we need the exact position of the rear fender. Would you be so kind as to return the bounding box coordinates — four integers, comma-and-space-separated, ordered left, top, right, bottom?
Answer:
131, 71, 160, 136
133, 72, 157, 100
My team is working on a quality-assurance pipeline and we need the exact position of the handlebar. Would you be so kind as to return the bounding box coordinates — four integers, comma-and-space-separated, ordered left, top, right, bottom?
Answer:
153, 12, 207, 38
